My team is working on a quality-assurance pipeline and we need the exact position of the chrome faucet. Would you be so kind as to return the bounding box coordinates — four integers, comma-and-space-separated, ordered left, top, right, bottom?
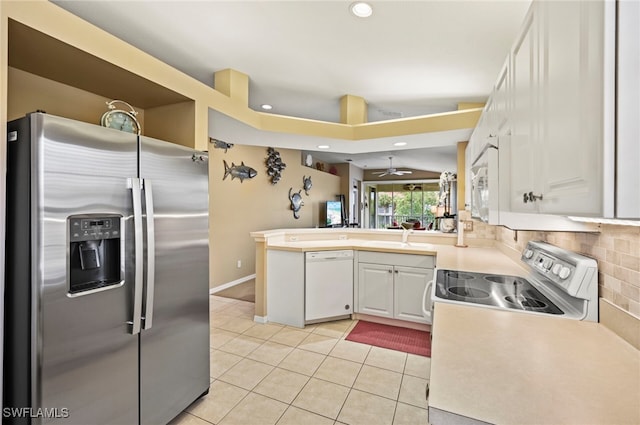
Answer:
400, 222, 414, 245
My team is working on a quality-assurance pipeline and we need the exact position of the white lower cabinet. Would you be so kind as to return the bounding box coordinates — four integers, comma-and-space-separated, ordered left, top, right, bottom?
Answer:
357, 252, 434, 324
267, 250, 434, 327
394, 266, 434, 323
358, 263, 394, 318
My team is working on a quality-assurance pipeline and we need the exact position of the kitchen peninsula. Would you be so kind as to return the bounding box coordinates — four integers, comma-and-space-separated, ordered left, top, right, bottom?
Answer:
251, 227, 528, 325
252, 228, 640, 425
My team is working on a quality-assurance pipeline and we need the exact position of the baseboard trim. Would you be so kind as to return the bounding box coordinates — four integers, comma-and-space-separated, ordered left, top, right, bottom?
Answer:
253, 315, 268, 324
209, 274, 256, 295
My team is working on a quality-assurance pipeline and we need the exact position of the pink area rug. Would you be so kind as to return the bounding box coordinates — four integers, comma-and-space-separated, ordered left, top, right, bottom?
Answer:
346, 321, 431, 357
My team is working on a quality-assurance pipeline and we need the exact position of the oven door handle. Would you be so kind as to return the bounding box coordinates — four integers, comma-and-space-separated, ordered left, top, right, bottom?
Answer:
422, 279, 433, 318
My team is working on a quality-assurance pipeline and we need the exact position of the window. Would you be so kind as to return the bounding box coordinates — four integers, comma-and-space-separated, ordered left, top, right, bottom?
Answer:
364, 181, 441, 229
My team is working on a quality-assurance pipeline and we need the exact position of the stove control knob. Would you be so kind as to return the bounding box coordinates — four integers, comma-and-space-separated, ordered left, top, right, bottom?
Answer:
552, 264, 562, 275
524, 249, 534, 259
542, 259, 553, 270
559, 267, 571, 280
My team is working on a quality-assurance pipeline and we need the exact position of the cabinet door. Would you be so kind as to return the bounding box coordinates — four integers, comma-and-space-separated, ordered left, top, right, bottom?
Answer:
393, 266, 433, 324
537, 0, 604, 215
617, 0, 640, 218
509, 8, 538, 213
494, 59, 510, 134
357, 263, 394, 318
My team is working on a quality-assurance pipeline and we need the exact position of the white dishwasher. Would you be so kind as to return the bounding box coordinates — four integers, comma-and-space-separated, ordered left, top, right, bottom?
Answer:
305, 250, 354, 322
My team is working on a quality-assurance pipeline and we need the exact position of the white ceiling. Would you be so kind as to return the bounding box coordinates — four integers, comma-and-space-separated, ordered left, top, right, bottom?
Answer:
52, 0, 531, 171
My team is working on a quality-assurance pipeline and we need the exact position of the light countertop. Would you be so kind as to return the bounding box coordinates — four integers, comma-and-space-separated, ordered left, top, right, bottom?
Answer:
264, 239, 528, 277
429, 302, 640, 425
253, 228, 640, 424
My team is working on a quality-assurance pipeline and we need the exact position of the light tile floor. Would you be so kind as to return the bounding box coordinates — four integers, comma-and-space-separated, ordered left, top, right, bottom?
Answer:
169, 296, 430, 425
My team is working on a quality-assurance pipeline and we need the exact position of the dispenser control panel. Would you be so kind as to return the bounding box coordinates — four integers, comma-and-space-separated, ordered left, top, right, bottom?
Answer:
69, 216, 120, 242
67, 214, 123, 295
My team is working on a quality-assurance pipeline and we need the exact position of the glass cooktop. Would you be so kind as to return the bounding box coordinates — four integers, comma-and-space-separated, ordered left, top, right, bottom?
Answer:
434, 269, 564, 315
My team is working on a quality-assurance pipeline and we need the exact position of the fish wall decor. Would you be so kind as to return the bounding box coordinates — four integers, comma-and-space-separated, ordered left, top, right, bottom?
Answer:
288, 188, 304, 219
265, 147, 286, 184
303, 175, 312, 195
210, 137, 234, 153
223, 160, 257, 183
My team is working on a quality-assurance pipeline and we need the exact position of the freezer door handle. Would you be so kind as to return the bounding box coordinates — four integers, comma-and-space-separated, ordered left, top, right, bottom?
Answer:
142, 179, 156, 330
128, 177, 144, 335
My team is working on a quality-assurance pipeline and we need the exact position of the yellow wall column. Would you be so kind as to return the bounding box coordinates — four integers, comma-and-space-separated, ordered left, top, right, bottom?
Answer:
214, 68, 249, 106
340, 94, 368, 125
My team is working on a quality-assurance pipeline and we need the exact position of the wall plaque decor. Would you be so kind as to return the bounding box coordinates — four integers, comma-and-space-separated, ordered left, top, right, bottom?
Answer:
288, 188, 304, 219
223, 160, 257, 183
210, 137, 234, 152
303, 175, 312, 195
266, 147, 286, 184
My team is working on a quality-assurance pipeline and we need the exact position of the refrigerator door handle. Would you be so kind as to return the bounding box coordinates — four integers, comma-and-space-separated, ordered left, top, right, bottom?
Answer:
128, 177, 144, 335
142, 179, 156, 330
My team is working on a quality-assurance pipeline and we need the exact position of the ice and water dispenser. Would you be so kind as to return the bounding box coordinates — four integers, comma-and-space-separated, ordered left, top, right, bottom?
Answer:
68, 214, 123, 295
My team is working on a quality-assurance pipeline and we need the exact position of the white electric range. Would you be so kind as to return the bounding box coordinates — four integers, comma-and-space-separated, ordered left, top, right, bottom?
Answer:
429, 241, 599, 321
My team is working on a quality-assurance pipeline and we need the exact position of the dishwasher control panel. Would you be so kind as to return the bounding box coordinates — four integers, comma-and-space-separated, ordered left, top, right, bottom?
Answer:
306, 250, 354, 260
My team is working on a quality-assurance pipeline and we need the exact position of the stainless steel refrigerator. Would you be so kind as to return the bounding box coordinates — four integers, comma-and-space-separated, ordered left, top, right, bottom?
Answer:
3, 112, 210, 424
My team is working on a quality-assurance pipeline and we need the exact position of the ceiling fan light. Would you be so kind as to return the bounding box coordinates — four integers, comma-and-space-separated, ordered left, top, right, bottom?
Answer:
371, 156, 413, 177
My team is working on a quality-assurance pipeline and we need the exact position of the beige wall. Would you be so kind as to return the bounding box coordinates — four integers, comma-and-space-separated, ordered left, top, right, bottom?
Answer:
7, 67, 144, 124
6, 66, 342, 291
209, 144, 341, 288
495, 224, 640, 318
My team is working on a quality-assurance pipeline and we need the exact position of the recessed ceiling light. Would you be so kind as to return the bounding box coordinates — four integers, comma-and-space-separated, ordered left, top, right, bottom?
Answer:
317, 145, 330, 149
393, 142, 407, 147
350, 2, 373, 18
261, 104, 273, 110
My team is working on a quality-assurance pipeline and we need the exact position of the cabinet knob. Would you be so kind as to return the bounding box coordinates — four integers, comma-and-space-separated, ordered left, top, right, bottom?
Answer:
394, 270, 399, 274
345, 304, 350, 310
529, 192, 543, 202
523, 192, 544, 203
388, 269, 393, 273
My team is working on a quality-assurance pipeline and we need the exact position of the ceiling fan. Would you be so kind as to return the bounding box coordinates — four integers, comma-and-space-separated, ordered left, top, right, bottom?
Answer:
372, 157, 413, 177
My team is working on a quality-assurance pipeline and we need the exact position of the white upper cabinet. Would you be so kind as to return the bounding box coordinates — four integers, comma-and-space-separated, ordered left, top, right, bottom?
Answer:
508, 8, 538, 213
508, 1, 606, 215
492, 59, 510, 135
467, 0, 635, 224
536, 0, 605, 215
616, 0, 640, 218
498, 1, 616, 218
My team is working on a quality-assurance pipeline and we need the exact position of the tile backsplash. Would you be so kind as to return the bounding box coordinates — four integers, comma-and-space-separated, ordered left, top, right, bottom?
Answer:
495, 224, 640, 319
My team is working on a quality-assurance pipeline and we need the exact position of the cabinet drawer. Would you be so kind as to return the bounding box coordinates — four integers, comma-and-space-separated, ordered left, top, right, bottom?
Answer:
357, 251, 434, 268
